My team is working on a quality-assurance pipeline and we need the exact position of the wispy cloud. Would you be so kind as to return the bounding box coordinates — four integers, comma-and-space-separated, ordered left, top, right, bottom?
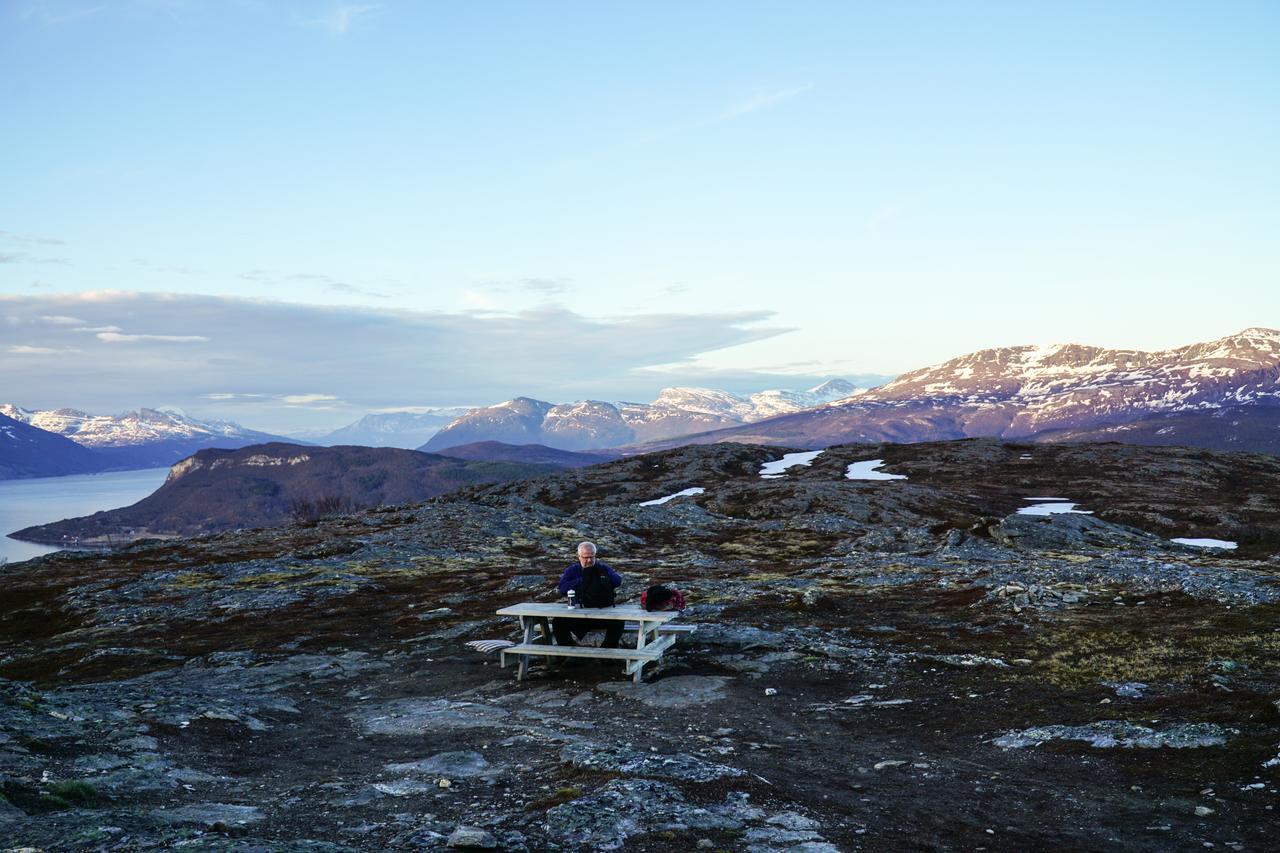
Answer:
466, 276, 572, 308
17, 2, 107, 26
281, 393, 341, 406
635, 83, 815, 145
239, 269, 390, 299
0, 229, 66, 247
308, 3, 380, 36
39, 315, 84, 325
0, 251, 69, 265
8, 344, 79, 354
96, 331, 209, 343
714, 84, 815, 122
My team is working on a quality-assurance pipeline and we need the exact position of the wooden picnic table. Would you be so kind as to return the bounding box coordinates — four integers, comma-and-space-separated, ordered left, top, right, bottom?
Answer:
495, 602, 691, 683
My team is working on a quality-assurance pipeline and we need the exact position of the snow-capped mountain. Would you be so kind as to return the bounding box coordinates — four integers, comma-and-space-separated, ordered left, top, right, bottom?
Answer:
420, 380, 864, 451
0, 405, 297, 469
853, 326, 1280, 434
0, 405, 279, 447
320, 409, 472, 448
652, 380, 860, 421
635, 328, 1280, 452
0, 412, 108, 480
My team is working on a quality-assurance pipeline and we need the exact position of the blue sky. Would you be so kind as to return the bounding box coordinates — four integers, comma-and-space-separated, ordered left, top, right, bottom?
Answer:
2, 1, 1277, 431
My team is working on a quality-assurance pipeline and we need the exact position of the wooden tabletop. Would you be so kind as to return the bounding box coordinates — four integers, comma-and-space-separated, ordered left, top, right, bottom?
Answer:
496, 602, 680, 622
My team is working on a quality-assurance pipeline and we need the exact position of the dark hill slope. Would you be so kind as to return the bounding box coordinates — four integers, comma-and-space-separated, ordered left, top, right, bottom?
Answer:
432, 440, 621, 467
12, 442, 566, 546
1027, 404, 1280, 454
0, 413, 106, 479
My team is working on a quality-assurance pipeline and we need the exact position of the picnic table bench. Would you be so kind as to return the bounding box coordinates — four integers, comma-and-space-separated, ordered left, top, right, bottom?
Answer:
495, 602, 692, 682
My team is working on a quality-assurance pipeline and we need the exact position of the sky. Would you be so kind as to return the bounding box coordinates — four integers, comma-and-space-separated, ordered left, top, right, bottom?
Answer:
2, 0, 1277, 432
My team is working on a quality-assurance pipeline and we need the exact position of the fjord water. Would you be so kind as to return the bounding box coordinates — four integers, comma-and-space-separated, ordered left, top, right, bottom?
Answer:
0, 468, 169, 564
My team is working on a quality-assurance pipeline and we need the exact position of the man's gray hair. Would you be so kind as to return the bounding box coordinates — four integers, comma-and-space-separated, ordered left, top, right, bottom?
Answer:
576, 541, 597, 555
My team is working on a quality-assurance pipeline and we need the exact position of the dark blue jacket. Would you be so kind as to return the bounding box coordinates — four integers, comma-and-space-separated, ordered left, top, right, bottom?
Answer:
558, 561, 622, 596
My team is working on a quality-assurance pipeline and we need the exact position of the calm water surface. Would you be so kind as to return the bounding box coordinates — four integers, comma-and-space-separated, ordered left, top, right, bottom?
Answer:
0, 468, 169, 564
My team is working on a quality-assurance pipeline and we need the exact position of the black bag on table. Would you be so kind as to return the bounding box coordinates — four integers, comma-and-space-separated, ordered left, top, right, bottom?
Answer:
576, 564, 616, 608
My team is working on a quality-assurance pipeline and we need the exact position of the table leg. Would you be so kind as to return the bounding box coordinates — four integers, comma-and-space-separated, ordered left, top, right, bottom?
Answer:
633, 618, 652, 683
517, 616, 535, 681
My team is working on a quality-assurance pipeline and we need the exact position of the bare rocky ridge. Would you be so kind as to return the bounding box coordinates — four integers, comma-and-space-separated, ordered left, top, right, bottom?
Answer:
435, 442, 620, 468
1, 439, 1278, 850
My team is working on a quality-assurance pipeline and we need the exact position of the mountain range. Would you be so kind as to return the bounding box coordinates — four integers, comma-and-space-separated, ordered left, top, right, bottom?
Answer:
5, 328, 1279, 485
0, 412, 108, 479
316, 408, 473, 448
629, 328, 1280, 455
420, 379, 861, 452
0, 405, 296, 472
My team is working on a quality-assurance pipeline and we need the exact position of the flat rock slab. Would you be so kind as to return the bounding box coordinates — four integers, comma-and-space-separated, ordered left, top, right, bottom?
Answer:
546, 781, 831, 851
544, 779, 719, 850
447, 825, 499, 848
597, 675, 732, 708
385, 750, 493, 778
560, 741, 745, 782
352, 699, 509, 735
153, 802, 265, 828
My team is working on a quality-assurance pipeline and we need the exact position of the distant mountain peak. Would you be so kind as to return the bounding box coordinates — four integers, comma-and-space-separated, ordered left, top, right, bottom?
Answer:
806, 378, 857, 396
422, 379, 868, 452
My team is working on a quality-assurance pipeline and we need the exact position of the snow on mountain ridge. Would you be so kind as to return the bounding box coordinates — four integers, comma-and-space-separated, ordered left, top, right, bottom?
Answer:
0, 404, 275, 448
422, 379, 863, 451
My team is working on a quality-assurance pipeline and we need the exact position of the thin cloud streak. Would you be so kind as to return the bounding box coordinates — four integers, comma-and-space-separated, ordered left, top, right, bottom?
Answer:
308, 3, 380, 36
96, 332, 210, 343
715, 84, 815, 122
634, 83, 815, 145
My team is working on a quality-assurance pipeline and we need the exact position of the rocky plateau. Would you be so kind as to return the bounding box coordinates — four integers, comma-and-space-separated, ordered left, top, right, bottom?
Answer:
2, 439, 1279, 851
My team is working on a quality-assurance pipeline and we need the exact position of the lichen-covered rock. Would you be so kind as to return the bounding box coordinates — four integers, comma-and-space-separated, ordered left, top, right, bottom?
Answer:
994, 721, 1234, 750
560, 741, 745, 782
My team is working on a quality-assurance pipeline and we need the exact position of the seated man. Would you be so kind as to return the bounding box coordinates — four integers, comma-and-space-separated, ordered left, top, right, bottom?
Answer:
554, 541, 623, 648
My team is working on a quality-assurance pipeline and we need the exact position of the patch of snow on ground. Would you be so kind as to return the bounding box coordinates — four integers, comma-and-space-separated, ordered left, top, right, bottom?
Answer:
639, 487, 706, 507
844, 459, 907, 481
759, 450, 824, 478
1017, 501, 1093, 516
1024, 496, 1068, 502
1171, 538, 1238, 550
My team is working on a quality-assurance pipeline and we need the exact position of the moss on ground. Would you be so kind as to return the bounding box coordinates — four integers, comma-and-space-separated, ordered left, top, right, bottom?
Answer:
1024, 604, 1280, 687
